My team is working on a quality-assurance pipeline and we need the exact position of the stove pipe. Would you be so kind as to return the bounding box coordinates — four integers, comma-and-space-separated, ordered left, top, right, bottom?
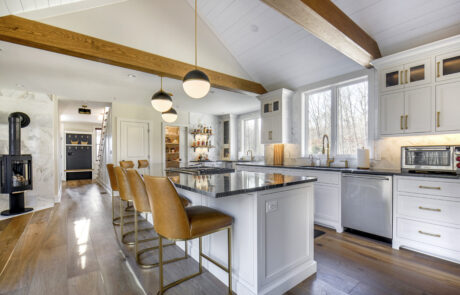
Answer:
8, 112, 30, 156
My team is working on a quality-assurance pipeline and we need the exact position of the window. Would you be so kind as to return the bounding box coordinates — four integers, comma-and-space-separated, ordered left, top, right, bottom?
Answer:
304, 78, 368, 157
242, 118, 263, 156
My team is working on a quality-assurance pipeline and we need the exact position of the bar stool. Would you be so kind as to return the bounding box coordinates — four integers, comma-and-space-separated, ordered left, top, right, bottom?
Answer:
120, 160, 135, 169
126, 169, 190, 269
138, 159, 149, 175
144, 176, 234, 295
114, 166, 146, 245
106, 164, 121, 226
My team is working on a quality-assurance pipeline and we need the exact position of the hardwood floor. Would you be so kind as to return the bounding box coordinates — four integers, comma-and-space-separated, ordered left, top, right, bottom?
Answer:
0, 180, 459, 295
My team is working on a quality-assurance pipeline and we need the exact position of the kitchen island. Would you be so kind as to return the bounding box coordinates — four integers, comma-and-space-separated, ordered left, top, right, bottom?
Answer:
162, 168, 318, 295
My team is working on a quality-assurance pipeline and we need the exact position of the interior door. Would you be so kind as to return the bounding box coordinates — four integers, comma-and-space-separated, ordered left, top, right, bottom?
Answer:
405, 87, 432, 134
380, 91, 405, 135
119, 120, 150, 165
436, 82, 460, 132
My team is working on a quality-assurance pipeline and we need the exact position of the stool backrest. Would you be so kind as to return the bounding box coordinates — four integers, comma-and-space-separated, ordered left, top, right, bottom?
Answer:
114, 166, 134, 201
138, 160, 149, 169
127, 169, 151, 213
144, 176, 190, 240
120, 160, 135, 169
106, 164, 118, 191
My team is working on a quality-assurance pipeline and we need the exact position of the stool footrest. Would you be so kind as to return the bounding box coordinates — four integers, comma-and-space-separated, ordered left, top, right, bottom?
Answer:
201, 253, 229, 273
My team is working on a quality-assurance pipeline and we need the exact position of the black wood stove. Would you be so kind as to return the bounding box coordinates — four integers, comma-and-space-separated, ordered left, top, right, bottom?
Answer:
0, 112, 33, 216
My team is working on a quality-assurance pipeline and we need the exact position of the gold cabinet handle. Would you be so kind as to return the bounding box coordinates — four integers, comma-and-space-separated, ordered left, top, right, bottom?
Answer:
268, 131, 272, 140
419, 206, 441, 212
400, 115, 404, 130
405, 70, 408, 84
436, 61, 440, 78
400, 71, 404, 85
437, 111, 440, 128
419, 230, 441, 238
419, 185, 441, 190
405, 115, 408, 129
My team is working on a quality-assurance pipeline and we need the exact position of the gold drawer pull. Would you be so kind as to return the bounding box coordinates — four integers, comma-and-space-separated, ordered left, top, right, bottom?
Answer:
419, 185, 441, 190
437, 111, 440, 128
436, 61, 440, 78
405, 70, 408, 84
418, 230, 441, 238
400, 71, 404, 85
400, 115, 404, 130
405, 115, 408, 130
419, 206, 441, 212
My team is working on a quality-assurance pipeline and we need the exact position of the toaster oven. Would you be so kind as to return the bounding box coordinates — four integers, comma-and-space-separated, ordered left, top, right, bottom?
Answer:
401, 145, 460, 174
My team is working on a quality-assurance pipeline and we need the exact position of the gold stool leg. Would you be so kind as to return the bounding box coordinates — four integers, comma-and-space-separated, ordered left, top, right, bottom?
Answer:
228, 227, 232, 295
120, 199, 124, 242
159, 236, 164, 295
112, 191, 120, 226
199, 237, 203, 274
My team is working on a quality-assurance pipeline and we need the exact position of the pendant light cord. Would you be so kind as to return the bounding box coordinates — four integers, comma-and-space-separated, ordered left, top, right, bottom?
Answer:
195, 0, 198, 69
160, 76, 163, 91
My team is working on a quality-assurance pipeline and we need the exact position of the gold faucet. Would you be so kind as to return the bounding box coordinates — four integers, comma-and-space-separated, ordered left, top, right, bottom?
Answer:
322, 134, 334, 167
247, 149, 254, 161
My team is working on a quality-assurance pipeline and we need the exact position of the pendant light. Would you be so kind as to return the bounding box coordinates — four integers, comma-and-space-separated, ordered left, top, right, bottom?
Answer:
162, 108, 178, 123
151, 76, 173, 112
183, 0, 210, 99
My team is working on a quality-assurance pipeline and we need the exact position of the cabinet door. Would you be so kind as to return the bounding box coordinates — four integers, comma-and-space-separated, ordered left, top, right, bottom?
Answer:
270, 114, 282, 143
261, 116, 272, 144
380, 65, 404, 92
380, 92, 405, 135
436, 82, 460, 132
314, 184, 340, 226
405, 59, 431, 88
436, 50, 460, 82
404, 87, 432, 134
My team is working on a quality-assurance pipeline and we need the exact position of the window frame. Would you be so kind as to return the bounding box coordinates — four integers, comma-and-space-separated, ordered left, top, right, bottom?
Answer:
303, 76, 370, 159
240, 116, 263, 157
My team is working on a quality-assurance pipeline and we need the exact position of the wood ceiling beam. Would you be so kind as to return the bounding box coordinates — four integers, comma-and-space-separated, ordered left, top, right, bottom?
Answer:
261, 0, 381, 67
0, 15, 266, 95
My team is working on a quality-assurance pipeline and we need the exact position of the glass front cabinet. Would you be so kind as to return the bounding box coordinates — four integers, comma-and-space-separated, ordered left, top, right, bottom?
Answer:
436, 50, 460, 82
380, 58, 431, 92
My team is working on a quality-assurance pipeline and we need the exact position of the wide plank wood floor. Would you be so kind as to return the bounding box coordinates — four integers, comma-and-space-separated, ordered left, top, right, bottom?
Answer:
0, 180, 459, 295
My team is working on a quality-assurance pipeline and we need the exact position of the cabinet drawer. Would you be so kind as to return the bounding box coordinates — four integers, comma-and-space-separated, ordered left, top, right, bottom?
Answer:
397, 178, 460, 198
397, 218, 460, 252
398, 195, 460, 225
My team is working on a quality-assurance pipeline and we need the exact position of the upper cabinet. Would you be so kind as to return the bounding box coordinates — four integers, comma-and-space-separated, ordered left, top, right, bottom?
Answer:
380, 58, 430, 92
374, 36, 460, 137
436, 50, 460, 82
258, 88, 294, 144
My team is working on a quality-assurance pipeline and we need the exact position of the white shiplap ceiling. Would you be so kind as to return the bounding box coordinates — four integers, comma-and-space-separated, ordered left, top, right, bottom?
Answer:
332, 0, 460, 55
186, 0, 362, 91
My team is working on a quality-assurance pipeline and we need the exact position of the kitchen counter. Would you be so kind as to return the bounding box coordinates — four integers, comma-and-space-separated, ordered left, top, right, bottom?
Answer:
167, 170, 317, 197
235, 162, 460, 179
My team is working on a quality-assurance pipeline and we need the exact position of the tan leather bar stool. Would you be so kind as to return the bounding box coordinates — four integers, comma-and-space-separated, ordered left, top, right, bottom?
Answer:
127, 169, 190, 269
138, 159, 149, 175
106, 164, 121, 226
119, 161, 135, 211
144, 176, 233, 295
114, 166, 147, 245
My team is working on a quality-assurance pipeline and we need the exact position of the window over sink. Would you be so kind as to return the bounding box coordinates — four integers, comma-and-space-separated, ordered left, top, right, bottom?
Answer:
304, 77, 368, 157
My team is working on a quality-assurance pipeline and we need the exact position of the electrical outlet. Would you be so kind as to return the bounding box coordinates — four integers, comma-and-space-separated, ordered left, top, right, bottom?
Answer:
266, 200, 278, 213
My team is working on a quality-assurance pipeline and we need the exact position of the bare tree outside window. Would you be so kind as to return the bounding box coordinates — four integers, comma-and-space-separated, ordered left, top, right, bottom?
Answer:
337, 81, 368, 155
307, 90, 331, 154
243, 118, 263, 156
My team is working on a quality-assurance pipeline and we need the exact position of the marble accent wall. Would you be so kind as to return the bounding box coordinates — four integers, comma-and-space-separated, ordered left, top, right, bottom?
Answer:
0, 89, 56, 215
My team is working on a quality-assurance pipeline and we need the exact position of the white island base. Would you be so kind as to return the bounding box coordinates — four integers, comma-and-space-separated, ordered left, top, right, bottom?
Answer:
175, 183, 316, 295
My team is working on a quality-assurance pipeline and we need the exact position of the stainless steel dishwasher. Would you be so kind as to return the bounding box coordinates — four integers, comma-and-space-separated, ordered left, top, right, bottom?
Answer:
342, 173, 393, 239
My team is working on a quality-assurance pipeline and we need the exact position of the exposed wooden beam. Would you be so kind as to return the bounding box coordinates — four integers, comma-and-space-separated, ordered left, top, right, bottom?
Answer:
261, 0, 381, 67
0, 15, 266, 95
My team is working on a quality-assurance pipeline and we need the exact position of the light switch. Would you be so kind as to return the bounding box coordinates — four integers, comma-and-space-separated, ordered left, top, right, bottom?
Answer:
266, 200, 278, 213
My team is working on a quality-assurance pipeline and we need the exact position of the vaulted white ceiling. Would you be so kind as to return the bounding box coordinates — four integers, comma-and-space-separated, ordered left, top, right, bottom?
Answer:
332, 0, 460, 55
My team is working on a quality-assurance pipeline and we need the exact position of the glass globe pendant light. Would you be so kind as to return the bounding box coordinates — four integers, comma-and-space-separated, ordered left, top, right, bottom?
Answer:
162, 108, 178, 123
183, 0, 210, 99
151, 76, 173, 112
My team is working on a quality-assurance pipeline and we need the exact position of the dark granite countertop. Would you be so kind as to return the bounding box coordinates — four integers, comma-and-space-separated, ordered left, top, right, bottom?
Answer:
166, 170, 317, 198
235, 162, 460, 179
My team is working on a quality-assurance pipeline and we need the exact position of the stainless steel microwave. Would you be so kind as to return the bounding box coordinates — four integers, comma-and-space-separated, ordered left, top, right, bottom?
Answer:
401, 145, 460, 174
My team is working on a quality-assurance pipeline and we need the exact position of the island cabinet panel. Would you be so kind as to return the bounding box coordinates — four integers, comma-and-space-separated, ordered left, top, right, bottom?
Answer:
393, 176, 460, 264
174, 183, 317, 295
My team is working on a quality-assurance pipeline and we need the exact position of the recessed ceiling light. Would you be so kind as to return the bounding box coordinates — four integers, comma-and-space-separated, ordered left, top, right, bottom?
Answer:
128, 74, 136, 78
250, 24, 259, 32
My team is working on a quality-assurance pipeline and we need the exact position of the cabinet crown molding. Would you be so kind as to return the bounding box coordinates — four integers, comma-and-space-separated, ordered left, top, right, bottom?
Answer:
372, 35, 460, 69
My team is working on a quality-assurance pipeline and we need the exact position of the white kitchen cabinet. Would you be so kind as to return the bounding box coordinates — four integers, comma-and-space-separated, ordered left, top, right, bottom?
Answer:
380, 91, 405, 135
380, 65, 404, 92
258, 88, 293, 144
404, 87, 432, 133
435, 49, 460, 82
393, 176, 460, 264
380, 59, 430, 92
435, 81, 460, 132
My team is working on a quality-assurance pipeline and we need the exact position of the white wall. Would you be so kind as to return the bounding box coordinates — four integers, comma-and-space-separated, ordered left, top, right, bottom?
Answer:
39, 0, 252, 81
0, 89, 57, 213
